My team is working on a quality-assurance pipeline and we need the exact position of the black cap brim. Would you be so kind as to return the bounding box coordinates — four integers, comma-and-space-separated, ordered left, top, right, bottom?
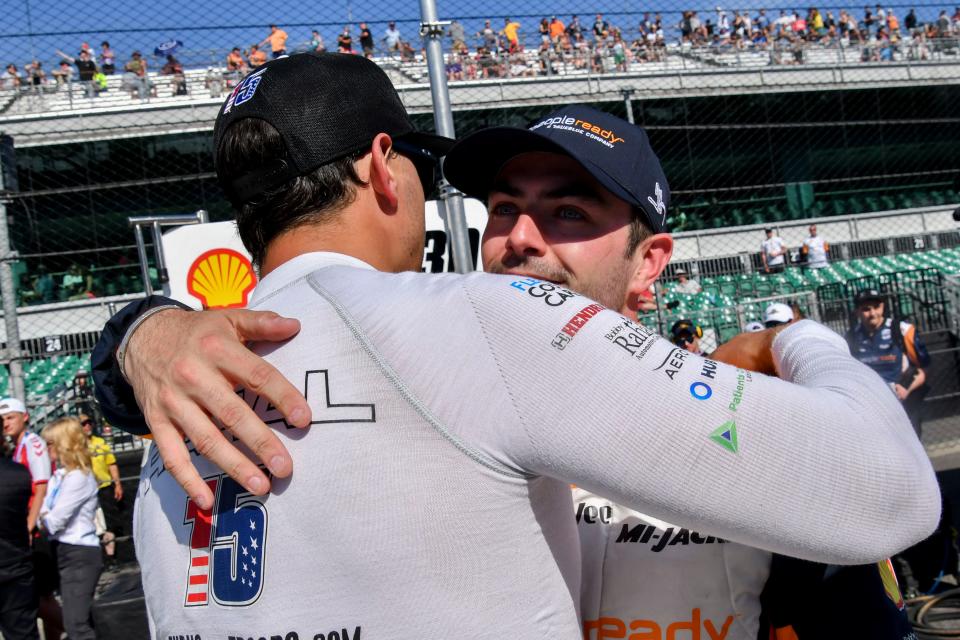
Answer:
398, 131, 456, 157
443, 127, 640, 210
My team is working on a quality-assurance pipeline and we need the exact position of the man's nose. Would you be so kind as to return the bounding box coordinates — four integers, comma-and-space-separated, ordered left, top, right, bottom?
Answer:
504, 213, 547, 258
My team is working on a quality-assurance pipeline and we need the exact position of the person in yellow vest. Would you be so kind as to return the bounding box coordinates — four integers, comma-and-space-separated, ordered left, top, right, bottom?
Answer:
80, 414, 123, 560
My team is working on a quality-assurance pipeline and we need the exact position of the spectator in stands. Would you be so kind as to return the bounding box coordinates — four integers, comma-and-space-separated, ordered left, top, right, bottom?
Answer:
383, 21, 402, 54
937, 10, 952, 35
337, 27, 354, 54
3, 64, 21, 90
592, 13, 609, 39
248, 44, 268, 67
502, 18, 522, 52
359, 23, 375, 58
80, 414, 123, 563
310, 30, 327, 53
399, 40, 417, 63
62, 264, 95, 300
0, 456, 39, 640
847, 288, 930, 434
538, 18, 551, 44
478, 20, 499, 51
549, 16, 565, 42
476, 45, 501, 77
670, 319, 706, 355
673, 267, 702, 293
39, 417, 102, 640
205, 67, 224, 97
226, 47, 248, 77
801, 223, 830, 269
55, 49, 99, 98
99, 42, 116, 75
122, 51, 154, 99
744, 320, 765, 332
761, 227, 787, 273
161, 55, 187, 96
24, 60, 45, 89
763, 302, 795, 328
566, 14, 584, 39
32, 264, 56, 303
905, 8, 918, 31
447, 20, 467, 52
261, 24, 289, 59
52, 61, 73, 87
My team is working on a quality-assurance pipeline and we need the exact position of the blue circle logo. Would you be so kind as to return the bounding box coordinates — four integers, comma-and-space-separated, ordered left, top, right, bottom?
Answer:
690, 381, 712, 400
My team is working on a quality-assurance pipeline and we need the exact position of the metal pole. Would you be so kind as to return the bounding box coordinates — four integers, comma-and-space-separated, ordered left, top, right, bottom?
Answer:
419, 0, 474, 273
0, 137, 25, 400
151, 221, 169, 284
133, 224, 153, 295
622, 88, 635, 124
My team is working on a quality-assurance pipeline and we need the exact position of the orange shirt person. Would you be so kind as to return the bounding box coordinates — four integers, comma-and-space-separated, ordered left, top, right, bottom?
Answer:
260, 24, 289, 59
549, 17, 566, 41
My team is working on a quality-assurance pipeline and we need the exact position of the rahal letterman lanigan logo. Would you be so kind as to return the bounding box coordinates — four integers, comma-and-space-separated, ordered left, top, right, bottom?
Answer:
186, 248, 256, 309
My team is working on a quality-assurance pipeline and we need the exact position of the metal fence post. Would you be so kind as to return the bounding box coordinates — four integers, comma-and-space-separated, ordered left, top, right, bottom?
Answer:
622, 88, 635, 124
420, 0, 474, 273
0, 138, 25, 400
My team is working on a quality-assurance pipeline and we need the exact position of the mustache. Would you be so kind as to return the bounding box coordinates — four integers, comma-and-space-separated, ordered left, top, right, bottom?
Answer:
485, 255, 571, 284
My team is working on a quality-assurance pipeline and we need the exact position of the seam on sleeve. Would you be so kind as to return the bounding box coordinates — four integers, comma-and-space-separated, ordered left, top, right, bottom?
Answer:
460, 281, 541, 473
308, 275, 532, 480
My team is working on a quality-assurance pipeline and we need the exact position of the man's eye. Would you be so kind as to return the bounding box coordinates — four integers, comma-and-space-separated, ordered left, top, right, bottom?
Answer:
557, 207, 585, 220
492, 203, 519, 216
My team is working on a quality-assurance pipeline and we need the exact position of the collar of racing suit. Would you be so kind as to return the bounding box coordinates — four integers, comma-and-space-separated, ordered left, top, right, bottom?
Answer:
249, 252, 375, 306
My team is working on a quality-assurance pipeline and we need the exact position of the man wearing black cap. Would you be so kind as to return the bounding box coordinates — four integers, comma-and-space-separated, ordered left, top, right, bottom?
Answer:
96, 54, 938, 638
669, 319, 705, 354
846, 288, 929, 434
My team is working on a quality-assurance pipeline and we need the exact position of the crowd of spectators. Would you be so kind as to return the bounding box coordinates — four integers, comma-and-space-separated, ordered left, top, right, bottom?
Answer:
2, 7, 958, 101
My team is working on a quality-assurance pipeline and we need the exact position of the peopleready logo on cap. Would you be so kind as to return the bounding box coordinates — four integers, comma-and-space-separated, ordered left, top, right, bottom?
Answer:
530, 114, 625, 147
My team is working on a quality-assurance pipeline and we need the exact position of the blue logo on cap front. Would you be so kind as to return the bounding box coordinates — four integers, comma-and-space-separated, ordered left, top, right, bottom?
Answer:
223, 67, 266, 114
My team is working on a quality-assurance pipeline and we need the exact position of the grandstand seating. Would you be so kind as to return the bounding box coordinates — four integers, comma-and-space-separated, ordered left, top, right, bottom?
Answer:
1, 353, 91, 399
650, 246, 960, 340
671, 187, 960, 231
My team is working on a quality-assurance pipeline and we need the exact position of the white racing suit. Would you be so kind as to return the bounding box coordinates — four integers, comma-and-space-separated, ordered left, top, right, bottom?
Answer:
134, 251, 938, 640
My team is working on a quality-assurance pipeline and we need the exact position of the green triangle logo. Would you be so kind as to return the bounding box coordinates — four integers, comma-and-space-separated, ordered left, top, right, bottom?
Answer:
710, 421, 739, 454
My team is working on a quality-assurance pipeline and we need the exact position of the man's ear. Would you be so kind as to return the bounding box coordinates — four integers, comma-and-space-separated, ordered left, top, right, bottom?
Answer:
625, 233, 673, 313
367, 132, 399, 212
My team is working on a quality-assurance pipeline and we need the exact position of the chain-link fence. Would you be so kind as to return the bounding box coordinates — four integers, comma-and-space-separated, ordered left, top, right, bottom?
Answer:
1, 0, 959, 455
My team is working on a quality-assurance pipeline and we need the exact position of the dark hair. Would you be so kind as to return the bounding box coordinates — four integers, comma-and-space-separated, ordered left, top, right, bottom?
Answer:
626, 208, 653, 257
217, 118, 367, 266
101, 41, 110, 47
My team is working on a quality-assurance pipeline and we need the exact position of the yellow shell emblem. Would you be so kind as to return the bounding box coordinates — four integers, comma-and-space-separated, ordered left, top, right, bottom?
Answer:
187, 248, 256, 309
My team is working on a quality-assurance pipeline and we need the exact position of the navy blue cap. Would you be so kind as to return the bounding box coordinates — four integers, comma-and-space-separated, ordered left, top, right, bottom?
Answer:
442, 104, 670, 233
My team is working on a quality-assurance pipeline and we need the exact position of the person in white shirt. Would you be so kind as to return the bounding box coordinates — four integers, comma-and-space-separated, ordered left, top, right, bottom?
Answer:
39, 417, 101, 640
760, 227, 787, 273
801, 223, 829, 269
673, 267, 702, 294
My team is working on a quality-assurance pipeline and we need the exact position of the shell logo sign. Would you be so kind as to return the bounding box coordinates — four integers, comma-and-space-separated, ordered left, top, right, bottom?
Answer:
186, 248, 257, 309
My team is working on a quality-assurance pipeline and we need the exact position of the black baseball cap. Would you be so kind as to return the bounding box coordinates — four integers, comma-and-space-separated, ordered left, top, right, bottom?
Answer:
669, 319, 700, 344
442, 104, 670, 233
854, 288, 885, 305
213, 52, 454, 205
